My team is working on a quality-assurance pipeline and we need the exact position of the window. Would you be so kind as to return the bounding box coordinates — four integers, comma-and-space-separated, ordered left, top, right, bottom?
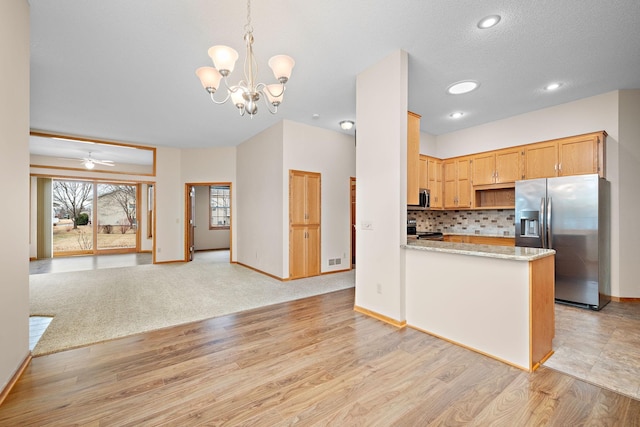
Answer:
210, 185, 230, 229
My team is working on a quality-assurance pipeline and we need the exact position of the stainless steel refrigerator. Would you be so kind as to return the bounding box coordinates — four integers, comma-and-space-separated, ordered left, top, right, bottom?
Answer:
515, 174, 610, 310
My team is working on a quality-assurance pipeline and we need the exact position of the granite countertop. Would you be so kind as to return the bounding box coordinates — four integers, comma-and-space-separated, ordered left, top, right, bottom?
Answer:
402, 239, 555, 261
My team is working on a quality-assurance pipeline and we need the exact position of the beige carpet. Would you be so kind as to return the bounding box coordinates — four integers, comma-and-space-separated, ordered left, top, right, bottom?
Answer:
29, 260, 354, 356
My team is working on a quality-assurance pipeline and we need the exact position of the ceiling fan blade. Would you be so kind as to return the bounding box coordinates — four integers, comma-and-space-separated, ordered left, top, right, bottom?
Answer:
92, 160, 115, 166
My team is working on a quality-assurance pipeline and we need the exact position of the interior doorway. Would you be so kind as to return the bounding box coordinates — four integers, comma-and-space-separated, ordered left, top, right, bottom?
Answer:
184, 183, 232, 262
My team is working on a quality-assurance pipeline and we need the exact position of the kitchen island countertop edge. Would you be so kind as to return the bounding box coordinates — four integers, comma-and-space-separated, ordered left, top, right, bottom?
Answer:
402, 240, 555, 261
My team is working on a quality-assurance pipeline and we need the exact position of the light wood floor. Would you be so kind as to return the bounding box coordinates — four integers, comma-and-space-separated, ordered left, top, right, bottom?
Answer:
2, 289, 639, 426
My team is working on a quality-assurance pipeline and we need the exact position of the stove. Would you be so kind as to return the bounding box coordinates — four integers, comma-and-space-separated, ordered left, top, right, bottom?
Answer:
416, 231, 444, 241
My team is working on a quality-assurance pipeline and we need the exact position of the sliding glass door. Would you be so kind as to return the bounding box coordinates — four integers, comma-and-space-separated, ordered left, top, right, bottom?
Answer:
52, 179, 139, 256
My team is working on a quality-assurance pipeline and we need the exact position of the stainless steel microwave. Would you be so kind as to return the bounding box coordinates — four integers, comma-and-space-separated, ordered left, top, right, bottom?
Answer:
408, 188, 430, 210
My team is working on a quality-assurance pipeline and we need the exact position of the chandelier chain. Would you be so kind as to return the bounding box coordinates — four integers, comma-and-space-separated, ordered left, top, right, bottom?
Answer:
244, 0, 253, 35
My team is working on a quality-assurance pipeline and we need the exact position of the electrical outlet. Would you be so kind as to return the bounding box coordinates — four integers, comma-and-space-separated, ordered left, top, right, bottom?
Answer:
361, 221, 373, 230
376, 283, 382, 294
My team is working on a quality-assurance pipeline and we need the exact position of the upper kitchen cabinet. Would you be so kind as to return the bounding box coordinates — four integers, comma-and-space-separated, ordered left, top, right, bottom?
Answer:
407, 112, 421, 205
525, 131, 606, 179
427, 156, 443, 209
472, 147, 523, 186
419, 155, 429, 189
444, 156, 472, 209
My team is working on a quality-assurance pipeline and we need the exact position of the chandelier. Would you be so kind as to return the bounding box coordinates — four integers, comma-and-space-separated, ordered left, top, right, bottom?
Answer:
195, 0, 295, 117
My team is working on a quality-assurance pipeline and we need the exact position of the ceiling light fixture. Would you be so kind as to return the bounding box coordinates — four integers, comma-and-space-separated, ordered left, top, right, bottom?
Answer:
84, 159, 95, 169
195, 0, 295, 117
339, 120, 355, 130
477, 15, 501, 29
447, 80, 479, 95
449, 112, 464, 119
544, 82, 562, 91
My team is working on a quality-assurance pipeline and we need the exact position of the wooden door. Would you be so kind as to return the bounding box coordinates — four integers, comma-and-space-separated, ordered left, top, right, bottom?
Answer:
188, 186, 195, 261
558, 135, 597, 176
350, 177, 356, 265
289, 171, 307, 224
289, 226, 307, 278
525, 141, 557, 179
306, 226, 320, 276
495, 148, 523, 183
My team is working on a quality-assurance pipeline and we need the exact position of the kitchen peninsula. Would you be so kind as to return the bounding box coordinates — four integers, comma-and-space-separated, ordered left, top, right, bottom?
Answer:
403, 239, 555, 372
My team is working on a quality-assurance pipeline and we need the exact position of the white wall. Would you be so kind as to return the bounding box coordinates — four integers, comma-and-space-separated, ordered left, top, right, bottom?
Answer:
617, 90, 640, 297
181, 146, 237, 260
194, 185, 230, 250
282, 120, 356, 275
355, 50, 408, 322
236, 122, 285, 277
419, 131, 437, 156
0, 0, 30, 393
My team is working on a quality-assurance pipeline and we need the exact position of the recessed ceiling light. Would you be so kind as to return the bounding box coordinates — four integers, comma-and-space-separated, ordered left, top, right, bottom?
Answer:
478, 15, 501, 29
447, 80, 479, 95
449, 112, 464, 119
339, 120, 354, 130
544, 82, 562, 91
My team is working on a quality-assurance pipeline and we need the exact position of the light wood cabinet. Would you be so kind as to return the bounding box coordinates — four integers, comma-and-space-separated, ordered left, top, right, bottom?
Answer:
419, 155, 429, 189
427, 156, 443, 209
444, 157, 471, 209
443, 235, 515, 246
407, 112, 421, 205
289, 170, 321, 279
472, 147, 523, 186
524, 131, 606, 179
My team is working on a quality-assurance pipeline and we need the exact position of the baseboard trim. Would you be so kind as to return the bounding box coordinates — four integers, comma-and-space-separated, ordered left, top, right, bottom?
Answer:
611, 296, 640, 303
0, 353, 32, 406
353, 305, 406, 328
236, 262, 286, 281
321, 267, 351, 275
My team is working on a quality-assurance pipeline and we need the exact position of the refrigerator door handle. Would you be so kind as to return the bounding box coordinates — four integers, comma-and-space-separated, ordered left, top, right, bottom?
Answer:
547, 197, 553, 249
539, 197, 546, 248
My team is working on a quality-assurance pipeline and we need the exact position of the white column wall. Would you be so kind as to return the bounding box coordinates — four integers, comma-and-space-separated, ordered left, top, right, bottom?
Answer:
154, 147, 184, 262
355, 50, 408, 322
0, 0, 30, 392
282, 120, 356, 275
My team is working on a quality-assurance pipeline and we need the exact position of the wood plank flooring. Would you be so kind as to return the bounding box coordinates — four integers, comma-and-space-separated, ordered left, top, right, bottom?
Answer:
2, 288, 639, 426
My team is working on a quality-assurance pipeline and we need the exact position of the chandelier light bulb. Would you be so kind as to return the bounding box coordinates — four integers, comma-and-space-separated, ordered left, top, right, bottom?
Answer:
84, 160, 95, 169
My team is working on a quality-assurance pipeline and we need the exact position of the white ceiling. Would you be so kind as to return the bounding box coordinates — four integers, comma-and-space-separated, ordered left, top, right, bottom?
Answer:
29, 0, 640, 150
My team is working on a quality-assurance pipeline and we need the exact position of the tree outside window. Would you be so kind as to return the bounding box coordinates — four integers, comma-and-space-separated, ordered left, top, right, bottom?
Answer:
210, 185, 230, 229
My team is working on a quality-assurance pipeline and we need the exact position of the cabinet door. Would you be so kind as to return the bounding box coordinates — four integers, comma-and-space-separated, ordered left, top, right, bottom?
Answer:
525, 141, 557, 179
306, 226, 320, 276
443, 159, 457, 208
407, 112, 421, 205
419, 155, 429, 189
289, 226, 307, 279
558, 135, 597, 176
472, 152, 496, 186
457, 158, 472, 208
305, 174, 321, 224
427, 157, 443, 208
495, 148, 522, 183
289, 171, 307, 224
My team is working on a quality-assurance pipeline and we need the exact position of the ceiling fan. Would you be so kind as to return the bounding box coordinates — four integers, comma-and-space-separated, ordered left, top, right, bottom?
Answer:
60, 152, 115, 169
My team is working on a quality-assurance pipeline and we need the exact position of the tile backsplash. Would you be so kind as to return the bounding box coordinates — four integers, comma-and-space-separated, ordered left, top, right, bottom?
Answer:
408, 209, 515, 236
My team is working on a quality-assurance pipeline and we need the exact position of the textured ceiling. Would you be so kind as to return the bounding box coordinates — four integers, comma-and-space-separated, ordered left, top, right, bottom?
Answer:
29, 0, 640, 149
